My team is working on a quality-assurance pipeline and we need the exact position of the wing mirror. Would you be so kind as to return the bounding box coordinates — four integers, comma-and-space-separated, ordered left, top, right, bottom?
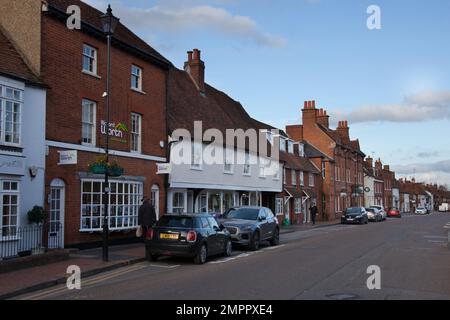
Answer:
258, 216, 267, 222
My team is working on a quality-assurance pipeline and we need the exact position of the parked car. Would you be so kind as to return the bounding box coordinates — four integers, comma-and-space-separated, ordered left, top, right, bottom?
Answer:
370, 205, 387, 220
341, 207, 369, 225
366, 207, 383, 222
415, 207, 428, 215
220, 206, 279, 251
387, 207, 401, 218
145, 214, 232, 264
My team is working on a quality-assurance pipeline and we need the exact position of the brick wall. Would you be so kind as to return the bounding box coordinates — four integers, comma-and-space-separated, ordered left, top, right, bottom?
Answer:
41, 15, 168, 246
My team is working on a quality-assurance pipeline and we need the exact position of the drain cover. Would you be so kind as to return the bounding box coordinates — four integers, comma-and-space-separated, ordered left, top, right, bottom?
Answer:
326, 293, 358, 300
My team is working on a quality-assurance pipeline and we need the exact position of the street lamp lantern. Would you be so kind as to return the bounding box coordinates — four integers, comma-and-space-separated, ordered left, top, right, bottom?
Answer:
100, 5, 120, 35
100, 4, 120, 262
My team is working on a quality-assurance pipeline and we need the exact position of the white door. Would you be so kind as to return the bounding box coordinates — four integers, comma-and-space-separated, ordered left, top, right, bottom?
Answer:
150, 185, 160, 220
49, 179, 65, 248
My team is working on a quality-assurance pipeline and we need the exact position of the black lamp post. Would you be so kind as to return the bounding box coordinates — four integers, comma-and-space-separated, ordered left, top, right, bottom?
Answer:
100, 4, 120, 262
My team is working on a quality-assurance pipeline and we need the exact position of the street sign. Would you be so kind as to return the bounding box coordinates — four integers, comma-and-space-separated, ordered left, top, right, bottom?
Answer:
58, 150, 77, 165
157, 163, 171, 175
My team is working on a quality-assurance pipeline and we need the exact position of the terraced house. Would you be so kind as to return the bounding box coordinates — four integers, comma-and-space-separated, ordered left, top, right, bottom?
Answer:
0, 0, 170, 247
166, 49, 283, 215
286, 101, 365, 221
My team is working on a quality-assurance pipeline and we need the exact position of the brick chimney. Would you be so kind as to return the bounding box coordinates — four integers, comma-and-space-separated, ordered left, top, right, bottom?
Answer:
184, 48, 205, 93
316, 108, 330, 128
336, 120, 350, 142
383, 165, 390, 171
365, 156, 373, 168
302, 100, 317, 127
286, 125, 303, 141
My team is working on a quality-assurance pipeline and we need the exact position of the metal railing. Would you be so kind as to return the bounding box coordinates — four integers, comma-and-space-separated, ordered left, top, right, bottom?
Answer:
0, 222, 63, 260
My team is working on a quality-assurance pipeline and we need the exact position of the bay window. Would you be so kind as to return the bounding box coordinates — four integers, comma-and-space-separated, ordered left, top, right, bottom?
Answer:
81, 180, 142, 231
172, 192, 185, 214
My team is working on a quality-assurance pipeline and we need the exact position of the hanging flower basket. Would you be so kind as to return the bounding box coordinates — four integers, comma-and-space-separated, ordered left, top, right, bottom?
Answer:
90, 163, 108, 174
88, 156, 124, 177
108, 166, 124, 177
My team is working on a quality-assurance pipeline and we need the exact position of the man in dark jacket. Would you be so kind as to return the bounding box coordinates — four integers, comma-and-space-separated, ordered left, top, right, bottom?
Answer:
138, 198, 157, 238
310, 204, 318, 225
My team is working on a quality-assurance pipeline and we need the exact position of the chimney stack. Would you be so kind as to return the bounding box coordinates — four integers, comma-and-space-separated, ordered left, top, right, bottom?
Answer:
383, 165, 390, 171
336, 120, 350, 142
184, 48, 205, 93
316, 108, 330, 128
302, 100, 317, 127
365, 156, 373, 168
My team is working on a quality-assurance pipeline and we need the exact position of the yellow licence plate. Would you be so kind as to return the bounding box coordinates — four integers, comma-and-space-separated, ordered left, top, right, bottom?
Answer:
160, 233, 179, 240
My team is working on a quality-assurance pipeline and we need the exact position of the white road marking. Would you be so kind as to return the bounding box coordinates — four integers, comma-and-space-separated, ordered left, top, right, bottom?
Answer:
148, 264, 180, 269
208, 245, 285, 264
424, 236, 448, 239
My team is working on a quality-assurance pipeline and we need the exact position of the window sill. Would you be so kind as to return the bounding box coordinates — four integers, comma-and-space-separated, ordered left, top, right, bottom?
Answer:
131, 87, 147, 95
223, 171, 234, 175
190, 166, 203, 171
243, 173, 252, 177
82, 70, 101, 79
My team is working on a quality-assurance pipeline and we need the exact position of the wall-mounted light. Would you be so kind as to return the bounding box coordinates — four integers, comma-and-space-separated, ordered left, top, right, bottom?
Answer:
29, 166, 38, 178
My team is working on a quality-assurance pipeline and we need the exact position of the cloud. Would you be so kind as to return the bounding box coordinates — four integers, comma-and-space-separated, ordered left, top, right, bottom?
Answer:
84, 0, 286, 48
417, 151, 440, 159
392, 159, 450, 175
330, 90, 450, 124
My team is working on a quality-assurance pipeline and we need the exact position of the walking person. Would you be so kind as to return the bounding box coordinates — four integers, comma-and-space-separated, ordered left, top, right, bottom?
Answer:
138, 197, 157, 241
310, 203, 318, 225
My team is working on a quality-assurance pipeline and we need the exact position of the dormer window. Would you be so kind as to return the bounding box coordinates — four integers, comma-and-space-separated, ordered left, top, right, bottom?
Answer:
299, 143, 305, 157
279, 137, 286, 152
287, 140, 294, 154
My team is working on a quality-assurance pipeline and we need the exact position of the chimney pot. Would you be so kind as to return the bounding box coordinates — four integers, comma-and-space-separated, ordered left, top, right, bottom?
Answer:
312, 100, 316, 109
193, 48, 201, 60
187, 51, 193, 62
304, 101, 308, 109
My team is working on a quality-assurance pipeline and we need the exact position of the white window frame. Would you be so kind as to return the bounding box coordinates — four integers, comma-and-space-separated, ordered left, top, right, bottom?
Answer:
273, 161, 281, 181
259, 157, 267, 178
130, 113, 142, 153
80, 179, 143, 232
81, 99, 96, 146
287, 140, 294, 154
291, 169, 297, 186
0, 180, 20, 240
309, 173, 315, 187
191, 141, 203, 170
243, 151, 251, 176
172, 191, 186, 214
82, 44, 98, 76
0, 84, 23, 146
223, 148, 234, 174
300, 171, 304, 186
295, 198, 302, 214
279, 137, 286, 152
131, 65, 143, 91
275, 197, 284, 216
298, 143, 305, 157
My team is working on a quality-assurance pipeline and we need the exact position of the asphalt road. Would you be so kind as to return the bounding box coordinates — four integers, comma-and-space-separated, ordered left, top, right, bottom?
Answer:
19, 213, 450, 300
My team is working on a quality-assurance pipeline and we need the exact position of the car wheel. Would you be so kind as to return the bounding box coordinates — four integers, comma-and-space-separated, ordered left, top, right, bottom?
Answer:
194, 244, 208, 264
149, 254, 159, 262
223, 239, 232, 257
269, 228, 280, 246
249, 231, 260, 251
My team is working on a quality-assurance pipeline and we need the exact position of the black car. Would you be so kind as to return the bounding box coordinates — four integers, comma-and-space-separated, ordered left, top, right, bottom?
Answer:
220, 206, 280, 251
145, 214, 232, 264
341, 207, 369, 225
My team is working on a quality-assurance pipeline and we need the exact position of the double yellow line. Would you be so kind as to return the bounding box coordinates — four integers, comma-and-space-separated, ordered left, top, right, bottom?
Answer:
21, 263, 148, 300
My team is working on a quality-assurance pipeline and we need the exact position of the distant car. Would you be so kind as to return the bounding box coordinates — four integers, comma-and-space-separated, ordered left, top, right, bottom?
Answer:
220, 206, 279, 251
341, 207, 369, 225
366, 207, 383, 222
370, 205, 387, 220
387, 207, 401, 218
145, 214, 232, 264
415, 207, 428, 215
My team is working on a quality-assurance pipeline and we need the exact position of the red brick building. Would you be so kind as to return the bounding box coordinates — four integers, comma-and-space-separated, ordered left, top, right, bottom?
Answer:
1, 0, 171, 246
286, 101, 365, 221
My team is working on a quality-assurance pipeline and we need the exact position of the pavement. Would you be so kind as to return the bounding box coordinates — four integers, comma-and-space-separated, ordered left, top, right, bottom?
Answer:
4, 213, 450, 300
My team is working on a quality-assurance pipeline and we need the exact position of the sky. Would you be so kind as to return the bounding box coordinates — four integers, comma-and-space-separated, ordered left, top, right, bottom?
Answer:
84, 0, 450, 187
